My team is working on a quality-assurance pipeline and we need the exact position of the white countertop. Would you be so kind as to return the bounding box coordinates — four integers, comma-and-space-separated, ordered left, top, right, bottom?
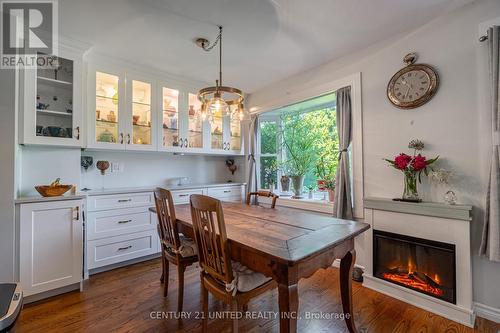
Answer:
15, 182, 246, 204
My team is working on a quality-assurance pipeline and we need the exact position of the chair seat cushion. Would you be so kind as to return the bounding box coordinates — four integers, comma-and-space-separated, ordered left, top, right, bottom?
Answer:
231, 261, 272, 293
164, 234, 197, 258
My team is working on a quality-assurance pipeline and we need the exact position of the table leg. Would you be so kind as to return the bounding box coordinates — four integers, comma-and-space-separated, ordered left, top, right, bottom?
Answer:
278, 283, 298, 333
340, 249, 357, 333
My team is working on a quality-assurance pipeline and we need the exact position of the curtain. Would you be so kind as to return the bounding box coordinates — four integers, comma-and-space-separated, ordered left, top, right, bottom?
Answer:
333, 86, 353, 219
247, 115, 259, 204
480, 26, 500, 262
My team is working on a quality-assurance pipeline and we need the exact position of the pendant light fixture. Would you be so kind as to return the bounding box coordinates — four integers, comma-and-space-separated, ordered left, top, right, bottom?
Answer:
196, 26, 246, 122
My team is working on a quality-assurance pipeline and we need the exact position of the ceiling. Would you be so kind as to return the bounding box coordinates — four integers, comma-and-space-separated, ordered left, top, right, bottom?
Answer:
59, 0, 472, 93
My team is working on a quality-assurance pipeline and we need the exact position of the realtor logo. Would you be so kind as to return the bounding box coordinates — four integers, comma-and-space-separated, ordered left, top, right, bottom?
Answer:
1, 0, 58, 68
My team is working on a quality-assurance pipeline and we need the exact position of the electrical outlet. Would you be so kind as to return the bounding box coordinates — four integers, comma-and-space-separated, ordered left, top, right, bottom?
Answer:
111, 162, 120, 173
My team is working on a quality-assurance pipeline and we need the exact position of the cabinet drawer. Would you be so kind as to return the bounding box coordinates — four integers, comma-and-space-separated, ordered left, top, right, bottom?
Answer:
87, 207, 155, 241
207, 186, 243, 201
87, 192, 154, 211
171, 188, 205, 204
87, 231, 159, 269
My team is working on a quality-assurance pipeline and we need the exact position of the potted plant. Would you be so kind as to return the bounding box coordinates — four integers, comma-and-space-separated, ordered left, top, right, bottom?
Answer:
384, 139, 439, 202
324, 178, 336, 202
278, 163, 291, 193
315, 155, 337, 191
279, 112, 317, 198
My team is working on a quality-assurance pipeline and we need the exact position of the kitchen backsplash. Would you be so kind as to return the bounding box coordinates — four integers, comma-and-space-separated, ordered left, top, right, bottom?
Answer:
18, 146, 245, 196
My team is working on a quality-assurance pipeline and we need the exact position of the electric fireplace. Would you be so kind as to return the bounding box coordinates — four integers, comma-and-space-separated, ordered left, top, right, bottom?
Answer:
373, 230, 456, 304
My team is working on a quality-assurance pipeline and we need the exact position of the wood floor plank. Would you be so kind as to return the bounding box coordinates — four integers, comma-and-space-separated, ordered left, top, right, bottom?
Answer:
15, 258, 499, 333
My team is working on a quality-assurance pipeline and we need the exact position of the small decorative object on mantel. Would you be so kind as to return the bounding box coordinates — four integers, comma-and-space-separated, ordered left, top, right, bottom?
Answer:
385, 139, 439, 202
225, 159, 237, 175
387, 52, 439, 109
35, 178, 72, 197
429, 168, 457, 205
96, 160, 110, 175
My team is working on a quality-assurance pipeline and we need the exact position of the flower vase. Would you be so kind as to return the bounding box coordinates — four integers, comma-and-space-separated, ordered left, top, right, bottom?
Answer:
327, 189, 335, 202
403, 171, 419, 201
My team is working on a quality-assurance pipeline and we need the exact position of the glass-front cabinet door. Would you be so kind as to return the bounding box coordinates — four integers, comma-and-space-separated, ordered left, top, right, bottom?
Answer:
229, 118, 242, 152
128, 79, 155, 150
161, 87, 180, 149
21, 50, 83, 147
94, 71, 121, 146
187, 93, 203, 149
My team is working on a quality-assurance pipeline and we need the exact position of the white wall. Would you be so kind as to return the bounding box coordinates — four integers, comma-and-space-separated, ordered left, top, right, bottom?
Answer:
248, 0, 500, 310
0, 68, 17, 282
18, 147, 245, 196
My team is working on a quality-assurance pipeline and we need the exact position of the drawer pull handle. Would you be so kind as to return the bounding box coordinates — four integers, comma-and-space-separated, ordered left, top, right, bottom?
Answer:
118, 220, 132, 224
223, 190, 231, 193
118, 199, 132, 203
178, 194, 189, 197
118, 245, 132, 251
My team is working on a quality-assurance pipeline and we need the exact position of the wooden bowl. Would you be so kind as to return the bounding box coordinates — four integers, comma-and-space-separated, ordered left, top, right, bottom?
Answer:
35, 185, 72, 197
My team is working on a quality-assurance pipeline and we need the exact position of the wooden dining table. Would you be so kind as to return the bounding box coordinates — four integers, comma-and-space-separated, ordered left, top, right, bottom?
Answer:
151, 202, 369, 333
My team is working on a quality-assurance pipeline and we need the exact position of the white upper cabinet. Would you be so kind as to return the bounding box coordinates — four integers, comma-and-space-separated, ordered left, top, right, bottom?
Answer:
20, 46, 83, 147
86, 63, 243, 155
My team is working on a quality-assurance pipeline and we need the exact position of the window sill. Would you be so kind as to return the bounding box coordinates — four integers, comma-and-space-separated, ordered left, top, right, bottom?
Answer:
259, 195, 334, 214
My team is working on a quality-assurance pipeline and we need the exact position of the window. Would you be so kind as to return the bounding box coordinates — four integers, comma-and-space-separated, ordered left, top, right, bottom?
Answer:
259, 120, 278, 189
257, 92, 339, 201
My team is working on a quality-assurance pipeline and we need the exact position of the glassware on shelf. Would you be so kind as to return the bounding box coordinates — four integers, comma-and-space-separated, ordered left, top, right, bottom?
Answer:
188, 93, 203, 148
162, 87, 179, 147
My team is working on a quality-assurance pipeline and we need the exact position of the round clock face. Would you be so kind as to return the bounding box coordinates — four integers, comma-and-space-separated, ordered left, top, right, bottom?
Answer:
387, 64, 439, 109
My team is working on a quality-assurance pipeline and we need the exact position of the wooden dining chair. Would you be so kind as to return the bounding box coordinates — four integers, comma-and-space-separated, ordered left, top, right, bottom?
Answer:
246, 190, 279, 208
154, 188, 198, 312
190, 194, 277, 332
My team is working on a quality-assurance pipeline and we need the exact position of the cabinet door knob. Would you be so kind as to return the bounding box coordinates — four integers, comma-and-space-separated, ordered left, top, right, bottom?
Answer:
223, 142, 227, 150
119, 133, 124, 144
184, 138, 188, 148
179, 138, 184, 148
127, 133, 131, 144
227, 142, 230, 150
74, 126, 80, 140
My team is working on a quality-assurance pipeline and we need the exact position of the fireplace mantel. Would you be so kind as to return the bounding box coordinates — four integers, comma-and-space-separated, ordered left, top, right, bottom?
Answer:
364, 197, 472, 221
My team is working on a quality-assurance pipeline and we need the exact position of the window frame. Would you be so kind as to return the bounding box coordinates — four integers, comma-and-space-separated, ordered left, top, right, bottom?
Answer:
251, 73, 363, 219
256, 115, 281, 190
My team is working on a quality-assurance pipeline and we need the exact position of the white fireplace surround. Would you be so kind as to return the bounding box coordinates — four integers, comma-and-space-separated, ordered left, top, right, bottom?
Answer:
362, 198, 474, 327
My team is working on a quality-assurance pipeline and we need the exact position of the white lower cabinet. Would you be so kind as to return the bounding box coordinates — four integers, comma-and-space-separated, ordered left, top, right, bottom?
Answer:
19, 199, 84, 297
85, 184, 245, 273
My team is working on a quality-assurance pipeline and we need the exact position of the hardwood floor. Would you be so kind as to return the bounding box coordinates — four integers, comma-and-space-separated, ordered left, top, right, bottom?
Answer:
16, 258, 499, 333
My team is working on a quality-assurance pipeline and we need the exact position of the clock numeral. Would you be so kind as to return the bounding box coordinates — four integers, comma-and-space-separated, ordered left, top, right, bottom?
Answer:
421, 81, 427, 84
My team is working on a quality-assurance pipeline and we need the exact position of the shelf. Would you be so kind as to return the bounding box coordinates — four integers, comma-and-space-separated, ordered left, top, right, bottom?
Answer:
133, 123, 151, 128
132, 101, 151, 107
189, 130, 202, 134
37, 76, 72, 88
96, 95, 118, 101
96, 119, 118, 125
37, 109, 72, 117
163, 109, 177, 113
211, 133, 223, 136
163, 127, 179, 131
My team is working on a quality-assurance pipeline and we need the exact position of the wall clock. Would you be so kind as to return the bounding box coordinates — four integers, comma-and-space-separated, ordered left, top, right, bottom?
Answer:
387, 53, 439, 109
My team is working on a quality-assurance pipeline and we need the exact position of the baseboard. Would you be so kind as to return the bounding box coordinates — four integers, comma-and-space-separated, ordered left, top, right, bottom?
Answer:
87, 253, 161, 277
474, 302, 500, 323
331, 259, 365, 270
24, 282, 81, 304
